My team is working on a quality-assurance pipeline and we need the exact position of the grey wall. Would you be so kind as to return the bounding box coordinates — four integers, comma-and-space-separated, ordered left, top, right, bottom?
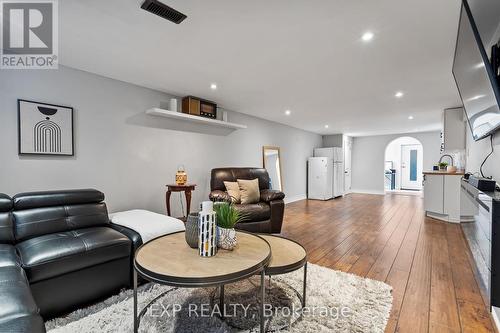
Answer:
351, 131, 442, 194
0, 66, 322, 215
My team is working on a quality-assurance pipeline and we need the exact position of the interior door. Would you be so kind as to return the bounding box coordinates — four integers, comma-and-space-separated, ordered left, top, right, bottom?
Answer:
401, 144, 423, 190
343, 137, 352, 193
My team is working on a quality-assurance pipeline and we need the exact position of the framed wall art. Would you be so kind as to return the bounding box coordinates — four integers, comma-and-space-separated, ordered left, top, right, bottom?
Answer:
18, 99, 74, 156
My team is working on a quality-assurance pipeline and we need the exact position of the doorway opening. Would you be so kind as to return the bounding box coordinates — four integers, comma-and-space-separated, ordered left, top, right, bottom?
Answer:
384, 136, 423, 194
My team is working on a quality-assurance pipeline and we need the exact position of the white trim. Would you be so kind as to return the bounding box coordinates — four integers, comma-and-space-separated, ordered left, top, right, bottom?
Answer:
285, 194, 307, 204
350, 189, 385, 195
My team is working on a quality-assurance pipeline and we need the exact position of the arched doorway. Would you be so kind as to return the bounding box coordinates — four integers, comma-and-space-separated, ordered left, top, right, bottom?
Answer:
384, 136, 423, 193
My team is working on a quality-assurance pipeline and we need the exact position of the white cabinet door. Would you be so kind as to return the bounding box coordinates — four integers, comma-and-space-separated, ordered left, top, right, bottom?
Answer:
423, 175, 444, 214
443, 176, 461, 222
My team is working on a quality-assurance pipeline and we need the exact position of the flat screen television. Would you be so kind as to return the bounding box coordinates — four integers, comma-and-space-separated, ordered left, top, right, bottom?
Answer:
453, 0, 500, 141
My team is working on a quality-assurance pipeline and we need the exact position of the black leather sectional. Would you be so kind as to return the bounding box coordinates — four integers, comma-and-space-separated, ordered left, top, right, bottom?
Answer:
0, 189, 142, 332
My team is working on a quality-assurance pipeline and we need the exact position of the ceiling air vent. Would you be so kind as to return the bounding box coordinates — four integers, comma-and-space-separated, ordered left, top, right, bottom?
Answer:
141, 0, 187, 24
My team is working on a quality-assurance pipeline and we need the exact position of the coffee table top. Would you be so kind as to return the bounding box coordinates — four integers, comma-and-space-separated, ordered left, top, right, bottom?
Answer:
134, 231, 271, 287
259, 234, 307, 275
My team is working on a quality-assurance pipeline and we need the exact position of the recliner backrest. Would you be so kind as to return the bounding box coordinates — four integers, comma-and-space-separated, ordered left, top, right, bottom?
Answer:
211, 168, 270, 192
0, 193, 14, 244
12, 189, 109, 242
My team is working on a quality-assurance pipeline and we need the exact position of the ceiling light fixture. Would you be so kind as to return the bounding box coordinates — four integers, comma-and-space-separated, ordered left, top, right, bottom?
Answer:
362, 31, 374, 42
210, 83, 217, 90
285, 110, 291, 116
408, 115, 414, 120
395, 91, 404, 98
325, 125, 329, 129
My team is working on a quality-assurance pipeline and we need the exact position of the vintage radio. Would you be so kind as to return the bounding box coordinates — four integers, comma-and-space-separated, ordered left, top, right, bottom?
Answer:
182, 96, 217, 119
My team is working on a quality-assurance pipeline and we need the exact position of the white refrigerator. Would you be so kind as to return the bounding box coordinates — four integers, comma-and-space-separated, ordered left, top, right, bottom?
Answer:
308, 157, 333, 200
308, 148, 344, 200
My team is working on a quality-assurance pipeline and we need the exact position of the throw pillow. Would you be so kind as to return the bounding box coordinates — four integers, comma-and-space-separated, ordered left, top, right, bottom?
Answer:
237, 178, 260, 204
224, 181, 241, 203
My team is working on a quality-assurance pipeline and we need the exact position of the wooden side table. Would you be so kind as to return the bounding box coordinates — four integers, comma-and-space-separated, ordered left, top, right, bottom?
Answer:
165, 184, 196, 220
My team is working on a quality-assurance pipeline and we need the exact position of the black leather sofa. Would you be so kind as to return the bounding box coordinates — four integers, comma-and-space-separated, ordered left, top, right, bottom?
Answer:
0, 194, 45, 332
0, 189, 143, 332
209, 167, 285, 233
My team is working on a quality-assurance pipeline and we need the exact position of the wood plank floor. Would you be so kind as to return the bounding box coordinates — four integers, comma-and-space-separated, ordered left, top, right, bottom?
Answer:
281, 193, 495, 333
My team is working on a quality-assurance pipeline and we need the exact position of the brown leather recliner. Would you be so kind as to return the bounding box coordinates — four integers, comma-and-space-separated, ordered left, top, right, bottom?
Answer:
209, 168, 285, 234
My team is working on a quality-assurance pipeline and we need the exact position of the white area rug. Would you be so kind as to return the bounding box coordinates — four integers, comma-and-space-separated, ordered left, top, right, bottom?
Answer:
46, 263, 392, 333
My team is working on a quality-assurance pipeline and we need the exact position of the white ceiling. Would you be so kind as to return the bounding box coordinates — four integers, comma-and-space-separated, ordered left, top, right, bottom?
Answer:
59, 0, 463, 136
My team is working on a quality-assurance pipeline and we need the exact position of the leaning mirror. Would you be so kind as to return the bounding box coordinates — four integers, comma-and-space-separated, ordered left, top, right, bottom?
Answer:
262, 146, 283, 191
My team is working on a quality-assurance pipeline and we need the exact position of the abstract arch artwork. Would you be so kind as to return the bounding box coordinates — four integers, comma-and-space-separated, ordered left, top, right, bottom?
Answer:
18, 100, 74, 156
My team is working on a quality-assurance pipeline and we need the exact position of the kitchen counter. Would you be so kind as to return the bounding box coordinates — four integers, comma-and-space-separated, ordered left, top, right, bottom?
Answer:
423, 171, 471, 223
423, 170, 465, 175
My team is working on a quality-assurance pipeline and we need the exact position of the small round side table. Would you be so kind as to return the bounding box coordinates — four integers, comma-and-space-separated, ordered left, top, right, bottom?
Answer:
165, 184, 196, 221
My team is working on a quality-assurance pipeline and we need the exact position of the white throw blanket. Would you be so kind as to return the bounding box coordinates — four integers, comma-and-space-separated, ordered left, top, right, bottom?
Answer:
109, 209, 185, 243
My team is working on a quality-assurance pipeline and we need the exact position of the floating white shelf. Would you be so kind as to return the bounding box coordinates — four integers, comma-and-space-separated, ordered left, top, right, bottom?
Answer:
145, 108, 247, 130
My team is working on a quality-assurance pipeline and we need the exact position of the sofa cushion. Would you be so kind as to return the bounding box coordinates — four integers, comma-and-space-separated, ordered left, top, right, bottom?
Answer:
211, 168, 270, 192
0, 265, 43, 332
0, 193, 14, 244
0, 314, 45, 333
237, 179, 260, 204
13, 189, 104, 210
224, 181, 241, 203
0, 244, 20, 268
16, 227, 131, 283
234, 202, 271, 222
13, 203, 109, 242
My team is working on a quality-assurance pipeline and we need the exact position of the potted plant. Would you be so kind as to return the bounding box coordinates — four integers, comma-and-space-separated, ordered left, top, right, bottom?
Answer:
438, 162, 448, 170
213, 202, 246, 250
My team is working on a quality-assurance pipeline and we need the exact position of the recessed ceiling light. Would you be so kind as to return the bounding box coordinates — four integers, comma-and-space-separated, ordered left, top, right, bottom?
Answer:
325, 125, 329, 129
395, 91, 404, 98
408, 115, 414, 120
210, 83, 217, 90
285, 110, 291, 116
362, 31, 374, 42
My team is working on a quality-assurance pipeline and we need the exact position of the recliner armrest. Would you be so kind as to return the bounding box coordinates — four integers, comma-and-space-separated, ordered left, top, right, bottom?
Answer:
209, 190, 232, 203
260, 189, 285, 202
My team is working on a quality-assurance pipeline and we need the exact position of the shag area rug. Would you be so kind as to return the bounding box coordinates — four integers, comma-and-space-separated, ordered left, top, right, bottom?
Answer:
46, 263, 392, 333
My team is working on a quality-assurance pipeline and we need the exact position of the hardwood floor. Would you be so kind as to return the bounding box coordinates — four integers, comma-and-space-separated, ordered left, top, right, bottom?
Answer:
281, 193, 495, 333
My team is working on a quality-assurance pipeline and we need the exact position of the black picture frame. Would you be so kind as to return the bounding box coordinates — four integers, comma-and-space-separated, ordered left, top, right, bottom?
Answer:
17, 99, 74, 156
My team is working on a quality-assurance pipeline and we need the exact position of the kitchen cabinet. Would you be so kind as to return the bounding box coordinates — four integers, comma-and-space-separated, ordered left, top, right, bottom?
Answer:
423, 172, 470, 222
423, 174, 444, 214
440, 107, 466, 153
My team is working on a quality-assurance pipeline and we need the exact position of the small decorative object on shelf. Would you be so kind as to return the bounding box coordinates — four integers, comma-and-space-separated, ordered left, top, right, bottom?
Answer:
213, 202, 246, 250
176, 165, 188, 185
198, 201, 217, 257
185, 212, 199, 248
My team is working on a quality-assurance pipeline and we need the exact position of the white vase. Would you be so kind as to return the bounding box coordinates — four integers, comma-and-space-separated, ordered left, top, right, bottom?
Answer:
217, 227, 237, 250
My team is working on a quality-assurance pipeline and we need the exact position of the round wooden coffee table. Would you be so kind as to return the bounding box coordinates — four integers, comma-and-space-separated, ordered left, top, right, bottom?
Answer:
133, 231, 271, 333
259, 234, 308, 307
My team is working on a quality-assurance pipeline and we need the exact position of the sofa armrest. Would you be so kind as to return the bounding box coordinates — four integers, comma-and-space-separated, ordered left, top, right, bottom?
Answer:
209, 190, 232, 203
260, 189, 285, 202
109, 223, 143, 252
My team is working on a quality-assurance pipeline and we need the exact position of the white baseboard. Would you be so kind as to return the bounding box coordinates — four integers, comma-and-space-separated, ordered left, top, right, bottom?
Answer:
350, 189, 385, 195
284, 194, 307, 204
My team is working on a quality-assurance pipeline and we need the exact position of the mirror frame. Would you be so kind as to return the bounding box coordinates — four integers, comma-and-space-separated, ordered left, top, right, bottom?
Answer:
262, 146, 284, 192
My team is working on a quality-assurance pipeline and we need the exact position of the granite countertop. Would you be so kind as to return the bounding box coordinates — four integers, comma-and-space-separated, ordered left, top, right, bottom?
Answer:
423, 170, 465, 175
